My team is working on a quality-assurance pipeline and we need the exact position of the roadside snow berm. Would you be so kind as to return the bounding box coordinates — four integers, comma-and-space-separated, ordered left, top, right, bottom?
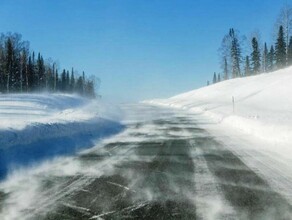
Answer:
0, 94, 124, 179
147, 66, 292, 145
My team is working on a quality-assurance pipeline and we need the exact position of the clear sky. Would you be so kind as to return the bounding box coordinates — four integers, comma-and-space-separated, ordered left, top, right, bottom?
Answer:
0, 0, 288, 102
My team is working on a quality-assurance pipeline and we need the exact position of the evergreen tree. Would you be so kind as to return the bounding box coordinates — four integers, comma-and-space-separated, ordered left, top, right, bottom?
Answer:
275, 25, 287, 68
36, 53, 45, 89
276, 4, 292, 64
82, 71, 85, 94
31, 52, 37, 90
263, 42, 268, 72
46, 66, 53, 91
0, 32, 97, 97
76, 76, 83, 95
0, 50, 5, 92
213, 72, 217, 84
53, 63, 56, 91
5, 38, 13, 93
21, 49, 28, 92
70, 68, 75, 91
19, 51, 24, 92
5, 34, 27, 92
27, 56, 34, 91
251, 37, 261, 74
84, 80, 95, 98
268, 45, 275, 71
224, 57, 228, 80
288, 36, 292, 65
66, 70, 70, 91
61, 69, 66, 91
244, 56, 251, 76
55, 69, 59, 91
230, 28, 241, 78
218, 74, 221, 82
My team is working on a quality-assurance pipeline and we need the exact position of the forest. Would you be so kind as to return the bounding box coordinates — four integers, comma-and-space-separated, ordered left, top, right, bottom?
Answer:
211, 5, 292, 85
0, 33, 98, 98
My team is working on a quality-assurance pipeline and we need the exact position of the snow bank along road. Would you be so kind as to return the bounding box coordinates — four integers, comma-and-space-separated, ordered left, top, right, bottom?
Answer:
147, 66, 292, 146
0, 94, 124, 179
1, 104, 291, 220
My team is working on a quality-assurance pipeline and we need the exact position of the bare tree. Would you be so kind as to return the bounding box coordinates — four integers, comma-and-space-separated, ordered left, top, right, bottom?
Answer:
218, 32, 232, 79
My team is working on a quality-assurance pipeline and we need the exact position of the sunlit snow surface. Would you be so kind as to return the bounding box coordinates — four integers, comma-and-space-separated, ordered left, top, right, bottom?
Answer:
147, 67, 292, 145
0, 93, 124, 179
0, 93, 115, 130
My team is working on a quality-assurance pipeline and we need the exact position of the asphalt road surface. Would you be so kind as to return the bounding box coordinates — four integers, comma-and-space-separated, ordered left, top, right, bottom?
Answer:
1, 104, 292, 220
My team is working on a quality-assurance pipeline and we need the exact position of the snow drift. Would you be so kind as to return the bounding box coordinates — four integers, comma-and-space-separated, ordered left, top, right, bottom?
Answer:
0, 94, 124, 179
147, 67, 292, 145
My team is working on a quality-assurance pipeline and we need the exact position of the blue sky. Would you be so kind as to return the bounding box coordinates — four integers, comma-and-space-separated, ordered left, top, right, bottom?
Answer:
0, 0, 287, 102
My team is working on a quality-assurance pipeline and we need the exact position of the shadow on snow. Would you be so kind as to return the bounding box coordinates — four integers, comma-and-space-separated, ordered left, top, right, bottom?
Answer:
0, 118, 125, 180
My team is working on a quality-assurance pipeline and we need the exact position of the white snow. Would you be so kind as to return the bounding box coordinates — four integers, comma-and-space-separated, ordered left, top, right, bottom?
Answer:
146, 67, 292, 145
0, 93, 99, 130
0, 93, 124, 180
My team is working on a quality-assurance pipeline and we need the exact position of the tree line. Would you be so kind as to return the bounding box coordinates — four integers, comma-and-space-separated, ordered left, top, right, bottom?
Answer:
210, 4, 292, 84
0, 33, 98, 97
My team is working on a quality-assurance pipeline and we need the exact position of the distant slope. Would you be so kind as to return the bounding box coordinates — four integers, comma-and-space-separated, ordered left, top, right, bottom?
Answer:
0, 94, 124, 179
147, 67, 292, 144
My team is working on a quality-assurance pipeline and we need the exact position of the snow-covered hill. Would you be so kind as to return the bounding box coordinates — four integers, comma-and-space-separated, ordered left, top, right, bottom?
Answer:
0, 94, 124, 179
146, 68, 292, 204
147, 67, 292, 145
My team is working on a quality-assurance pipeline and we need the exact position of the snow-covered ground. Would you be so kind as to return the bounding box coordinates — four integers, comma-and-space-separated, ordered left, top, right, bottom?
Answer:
0, 93, 124, 179
0, 93, 118, 130
147, 67, 292, 145
146, 67, 292, 204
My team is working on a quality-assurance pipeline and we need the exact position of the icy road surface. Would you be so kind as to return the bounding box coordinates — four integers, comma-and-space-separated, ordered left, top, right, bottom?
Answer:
0, 104, 291, 220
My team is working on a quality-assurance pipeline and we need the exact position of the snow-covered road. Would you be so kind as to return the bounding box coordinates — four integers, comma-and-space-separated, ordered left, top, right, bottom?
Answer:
0, 104, 291, 220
